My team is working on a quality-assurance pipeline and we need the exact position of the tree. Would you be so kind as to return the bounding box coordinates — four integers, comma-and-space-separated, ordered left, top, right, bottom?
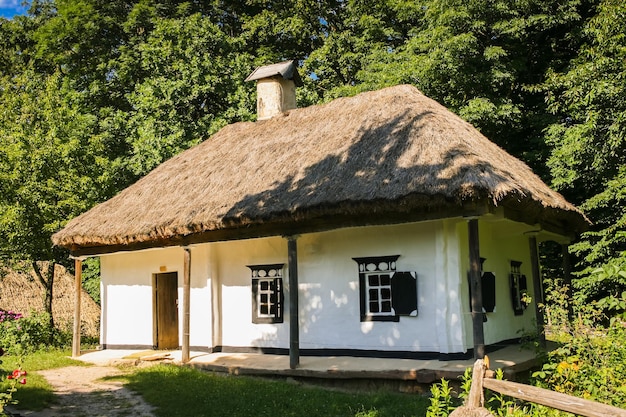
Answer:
305, 0, 592, 176
1, 0, 622, 322
116, 13, 256, 175
542, 0, 626, 300
0, 70, 113, 327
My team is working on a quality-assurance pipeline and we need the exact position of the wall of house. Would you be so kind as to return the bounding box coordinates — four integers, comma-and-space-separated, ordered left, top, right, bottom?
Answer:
212, 236, 288, 349
98, 216, 540, 355
212, 220, 467, 354
99, 246, 213, 349
457, 217, 538, 350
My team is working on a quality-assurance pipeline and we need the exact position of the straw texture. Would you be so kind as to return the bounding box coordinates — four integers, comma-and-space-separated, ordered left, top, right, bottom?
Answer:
0, 264, 100, 337
52, 85, 588, 251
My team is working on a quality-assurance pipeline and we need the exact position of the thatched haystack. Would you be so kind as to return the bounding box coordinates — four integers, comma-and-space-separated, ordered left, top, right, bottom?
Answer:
53, 84, 589, 256
0, 264, 100, 338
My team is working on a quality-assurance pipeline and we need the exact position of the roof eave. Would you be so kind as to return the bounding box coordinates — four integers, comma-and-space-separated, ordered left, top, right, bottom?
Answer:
61, 198, 495, 257
59, 200, 590, 258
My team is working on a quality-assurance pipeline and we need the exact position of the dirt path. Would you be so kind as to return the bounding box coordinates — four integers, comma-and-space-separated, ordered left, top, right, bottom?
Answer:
14, 365, 156, 417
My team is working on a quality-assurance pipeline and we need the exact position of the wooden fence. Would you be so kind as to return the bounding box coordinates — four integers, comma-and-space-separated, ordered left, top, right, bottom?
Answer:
450, 358, 626, 417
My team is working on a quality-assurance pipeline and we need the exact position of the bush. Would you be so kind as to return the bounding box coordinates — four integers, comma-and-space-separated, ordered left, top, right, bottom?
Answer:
0, 310, 69, 354
81, 257, 101, 305
427, 318, 626, 415
426, 377, 457, 417
426, 368, 536, 417
532, 318, 626, 409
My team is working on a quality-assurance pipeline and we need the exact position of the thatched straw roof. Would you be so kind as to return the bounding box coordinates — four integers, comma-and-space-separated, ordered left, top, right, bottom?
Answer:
0, 264, 100, 337
52, 85, 589, 256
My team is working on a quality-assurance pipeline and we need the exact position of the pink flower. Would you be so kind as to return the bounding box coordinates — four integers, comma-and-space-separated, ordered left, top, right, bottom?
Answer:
18, 378, 26, 385
11, 370, 20, 378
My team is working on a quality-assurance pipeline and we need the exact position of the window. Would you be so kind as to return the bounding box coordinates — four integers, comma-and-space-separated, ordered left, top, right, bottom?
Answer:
509, 260, 528, 316
353, 256, 418, 322
367, 272, 393, 316
248, 264, 284, 324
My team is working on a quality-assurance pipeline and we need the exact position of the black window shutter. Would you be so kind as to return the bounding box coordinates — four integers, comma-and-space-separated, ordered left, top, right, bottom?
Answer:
510, 273, 529, 316
482, 272, 496, 313
251, 279, 259, 323
273, 278, 284, 323
359, 274, 367, 321
391, 272, 418, 316
520, 274, 527, 292
520, 274, 529, 310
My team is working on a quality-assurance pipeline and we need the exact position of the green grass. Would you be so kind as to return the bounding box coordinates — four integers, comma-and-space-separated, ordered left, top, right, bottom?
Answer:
121, 364, 429, 417
3, 350, 429, 416
1, 349, 88, 411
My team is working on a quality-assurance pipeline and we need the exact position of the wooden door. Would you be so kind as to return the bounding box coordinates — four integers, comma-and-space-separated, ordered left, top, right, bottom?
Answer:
153, 272, 179, 349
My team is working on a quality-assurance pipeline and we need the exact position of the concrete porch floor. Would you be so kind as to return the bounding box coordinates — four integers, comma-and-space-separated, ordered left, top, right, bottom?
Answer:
76, 343, 540, 387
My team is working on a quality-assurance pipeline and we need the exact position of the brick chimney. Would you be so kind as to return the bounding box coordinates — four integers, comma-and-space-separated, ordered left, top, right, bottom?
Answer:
245, 60, 302, 120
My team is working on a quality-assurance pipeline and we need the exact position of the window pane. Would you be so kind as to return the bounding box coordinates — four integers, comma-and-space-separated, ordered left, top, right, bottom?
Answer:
260, 281, 270, 290
380, 274, 391, 286
370, 302, 379, 313
381, 288, 391, 299
381, 301, 392, 312
368, 275, 379, 286
369, 289, 378, 300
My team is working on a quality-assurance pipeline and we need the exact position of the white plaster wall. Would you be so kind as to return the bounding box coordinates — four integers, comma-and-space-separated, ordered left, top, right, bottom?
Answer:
187, 245, 213, 348
98, 216, 539, 354
434, 219, 467, 353
214, 221, 465, 354
100, 246, 213, 348
457, 218, 537, 349
215, 237, 288, 348
256, 77, 297, 120
297, 223, 442, 352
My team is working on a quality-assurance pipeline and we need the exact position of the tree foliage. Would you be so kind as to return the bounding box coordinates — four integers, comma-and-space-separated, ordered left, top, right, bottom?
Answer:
0, 69, 112, 322
0, 0, 624, 317
543, 0, 626, 276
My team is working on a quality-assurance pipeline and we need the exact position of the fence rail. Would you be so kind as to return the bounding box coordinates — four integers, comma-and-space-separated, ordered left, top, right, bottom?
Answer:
450, 358, 626, 417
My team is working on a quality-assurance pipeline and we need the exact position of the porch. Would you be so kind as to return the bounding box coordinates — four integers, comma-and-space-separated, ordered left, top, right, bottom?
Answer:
77, 343, 541, 392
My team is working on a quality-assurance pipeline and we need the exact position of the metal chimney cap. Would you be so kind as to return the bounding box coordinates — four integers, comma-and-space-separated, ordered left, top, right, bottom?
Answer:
245, 60, 303, 87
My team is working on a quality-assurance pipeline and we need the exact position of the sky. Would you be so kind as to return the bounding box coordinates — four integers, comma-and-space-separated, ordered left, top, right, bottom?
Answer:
0, 0, 28, 18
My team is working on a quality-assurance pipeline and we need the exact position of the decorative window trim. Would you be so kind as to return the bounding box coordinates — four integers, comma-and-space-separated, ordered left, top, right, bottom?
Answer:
353, 256, 418, 322
248, 264, 284, 324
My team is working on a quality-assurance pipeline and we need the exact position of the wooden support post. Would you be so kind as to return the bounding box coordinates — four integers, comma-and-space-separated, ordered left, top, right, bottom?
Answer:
182, 247, 191, 363
529, 235, 546, 348
287, 236, 300, 369
72, 258, 82, 358
468, 219, 485, 359
562, 243, 574, 323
